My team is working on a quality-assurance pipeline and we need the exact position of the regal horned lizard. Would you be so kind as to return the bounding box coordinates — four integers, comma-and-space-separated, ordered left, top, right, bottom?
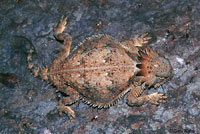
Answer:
27, 16, 172, 121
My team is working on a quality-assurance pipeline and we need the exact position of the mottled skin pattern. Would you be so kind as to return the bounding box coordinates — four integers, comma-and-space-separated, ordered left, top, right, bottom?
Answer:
27, 16, 172, 121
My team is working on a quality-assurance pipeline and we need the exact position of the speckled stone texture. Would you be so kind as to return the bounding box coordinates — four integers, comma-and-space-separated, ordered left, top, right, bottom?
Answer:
0, 0, 200, 134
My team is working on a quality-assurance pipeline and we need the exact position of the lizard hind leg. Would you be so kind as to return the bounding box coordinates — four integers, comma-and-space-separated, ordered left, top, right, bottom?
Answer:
57, 86, 79, 121
53, 15, 72, 64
